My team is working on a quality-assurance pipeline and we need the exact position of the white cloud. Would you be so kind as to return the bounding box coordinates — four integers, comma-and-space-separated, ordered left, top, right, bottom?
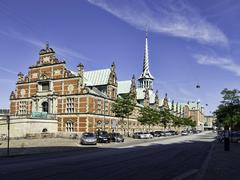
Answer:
87, 0, 228, 46
195, 54, 240, 76
0, 67, 17, 75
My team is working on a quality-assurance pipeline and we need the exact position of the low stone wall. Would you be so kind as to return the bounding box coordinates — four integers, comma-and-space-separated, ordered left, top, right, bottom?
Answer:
0, 118, 58, 138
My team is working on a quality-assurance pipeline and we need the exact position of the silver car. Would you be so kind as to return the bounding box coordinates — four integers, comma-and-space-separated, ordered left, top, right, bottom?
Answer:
80, 132, 97, 145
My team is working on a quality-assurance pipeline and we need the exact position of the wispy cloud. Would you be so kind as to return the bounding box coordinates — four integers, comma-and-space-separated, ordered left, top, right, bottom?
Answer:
88, 0, 228, 46
0, 67, 17, 75
195, 54, 240, 76
0, 29, 92, 62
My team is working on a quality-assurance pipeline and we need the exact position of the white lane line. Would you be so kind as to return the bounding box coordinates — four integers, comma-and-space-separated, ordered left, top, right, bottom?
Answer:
171, 169, 199, 180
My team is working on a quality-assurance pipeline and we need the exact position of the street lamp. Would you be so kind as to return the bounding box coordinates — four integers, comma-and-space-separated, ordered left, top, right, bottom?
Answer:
6, 115, 10, 156
103, 99, 105, 131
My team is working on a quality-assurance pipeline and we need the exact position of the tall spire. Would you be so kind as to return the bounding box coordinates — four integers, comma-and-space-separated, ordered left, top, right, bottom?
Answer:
138, 28, 154, 89
143, 29, 149, 74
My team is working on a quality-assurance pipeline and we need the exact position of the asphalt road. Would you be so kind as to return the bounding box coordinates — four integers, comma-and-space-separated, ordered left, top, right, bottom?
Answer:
0, 132, 215, 180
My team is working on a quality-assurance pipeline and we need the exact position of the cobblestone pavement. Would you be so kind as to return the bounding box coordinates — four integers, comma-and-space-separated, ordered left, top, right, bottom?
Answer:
201, 142, 240, 180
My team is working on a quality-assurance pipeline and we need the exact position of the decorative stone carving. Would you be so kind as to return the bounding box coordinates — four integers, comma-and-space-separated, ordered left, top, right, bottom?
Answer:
68, 84, 74, 94
20, 89, 26, 97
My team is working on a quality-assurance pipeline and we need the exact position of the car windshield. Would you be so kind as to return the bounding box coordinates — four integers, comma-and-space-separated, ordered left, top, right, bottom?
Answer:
83, 133, 95, 137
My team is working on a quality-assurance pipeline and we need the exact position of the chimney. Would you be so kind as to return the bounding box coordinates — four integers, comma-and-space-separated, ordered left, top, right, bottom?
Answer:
77, 63, 84, 77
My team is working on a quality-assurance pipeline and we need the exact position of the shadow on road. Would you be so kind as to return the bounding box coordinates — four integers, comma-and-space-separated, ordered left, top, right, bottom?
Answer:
0, 138, 216, 180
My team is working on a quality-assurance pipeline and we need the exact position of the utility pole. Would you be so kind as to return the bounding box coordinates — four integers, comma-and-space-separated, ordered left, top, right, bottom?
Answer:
127, 116, 130, 137
6, 115, 10, 156
103, 99, 105, 131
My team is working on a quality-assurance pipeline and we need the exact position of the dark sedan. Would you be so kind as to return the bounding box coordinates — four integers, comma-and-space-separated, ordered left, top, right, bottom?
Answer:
109, 133, 124, 142
96, 131, 111, 143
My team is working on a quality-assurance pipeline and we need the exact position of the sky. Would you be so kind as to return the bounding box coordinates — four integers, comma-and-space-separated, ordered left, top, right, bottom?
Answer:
1, 0, 240, 115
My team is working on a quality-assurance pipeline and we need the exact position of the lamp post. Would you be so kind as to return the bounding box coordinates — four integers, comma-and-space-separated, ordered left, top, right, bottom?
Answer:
127, 116, 130, 137
6, 115, 10, 156
103, 99, 105, 131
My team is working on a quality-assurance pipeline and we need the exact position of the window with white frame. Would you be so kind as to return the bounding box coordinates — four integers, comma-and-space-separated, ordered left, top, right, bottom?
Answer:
104, 101, 108, 114
65, 120, 74, 132
18, 101, 27, 115
66, 97, 74, 113
97, 99, 102, 114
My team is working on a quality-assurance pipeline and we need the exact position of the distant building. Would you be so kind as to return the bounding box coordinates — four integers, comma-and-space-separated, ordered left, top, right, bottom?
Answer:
204, 115, 216, 130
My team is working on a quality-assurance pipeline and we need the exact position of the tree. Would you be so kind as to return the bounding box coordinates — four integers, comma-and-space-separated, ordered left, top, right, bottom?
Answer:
138, 106, 160, 131
159, 109, 171, 130
215, 88, 240, 130
172, 115, 182, 130
112, 93, 136, 135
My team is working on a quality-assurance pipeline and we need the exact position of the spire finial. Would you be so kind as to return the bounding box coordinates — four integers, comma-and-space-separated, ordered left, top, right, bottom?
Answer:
145, 24, 148, 38
46, 41, 49, 49
132, 74, 135, 80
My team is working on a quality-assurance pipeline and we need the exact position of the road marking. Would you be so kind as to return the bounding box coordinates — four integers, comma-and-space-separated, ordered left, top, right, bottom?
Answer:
195, 141, 215, 180
171, 169, 199, 180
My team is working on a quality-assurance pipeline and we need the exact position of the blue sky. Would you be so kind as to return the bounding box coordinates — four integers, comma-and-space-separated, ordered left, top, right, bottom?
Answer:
1, 0, 240, 115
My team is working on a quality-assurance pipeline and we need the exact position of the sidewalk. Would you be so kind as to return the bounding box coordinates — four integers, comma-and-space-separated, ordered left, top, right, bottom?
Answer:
201, 142, 240, 180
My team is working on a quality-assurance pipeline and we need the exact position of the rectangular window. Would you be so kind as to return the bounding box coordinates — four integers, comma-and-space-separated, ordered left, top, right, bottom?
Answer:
18, 101, 27, 115
97, 99, 101, 114
66, 97, 74, 113
42, 82, 49, 91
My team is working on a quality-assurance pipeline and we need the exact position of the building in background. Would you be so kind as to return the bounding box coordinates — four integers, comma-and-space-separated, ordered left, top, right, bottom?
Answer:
204, 115, 216, 130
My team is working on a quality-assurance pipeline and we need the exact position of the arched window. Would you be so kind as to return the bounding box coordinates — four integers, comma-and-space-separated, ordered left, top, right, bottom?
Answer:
42, 102, 48, 113
66, 120, 74, 132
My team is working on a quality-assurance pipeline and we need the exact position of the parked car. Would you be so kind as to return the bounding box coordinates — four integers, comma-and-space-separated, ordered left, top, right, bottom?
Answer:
150, 132, 158, 137
133, 132, 142, 139
231, 131, 240, 143
154, 131, 166, 136
96, 131, 110, 143
143, 132, 154, 139
164, 131, 172, 136
168, 131, 178, 135
181, 130, 188, 136
152, 131, 160, 137
192, 130, 198, 134
109, 133, 124, 142
80, 132, 97, 145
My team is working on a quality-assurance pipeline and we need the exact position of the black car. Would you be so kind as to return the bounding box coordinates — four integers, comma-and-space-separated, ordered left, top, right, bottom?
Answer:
96, 131, 110, 143
109, 133, 124, 142
169, 130, 178, 135
150, 132, 159, 137
155, 131, 166, 136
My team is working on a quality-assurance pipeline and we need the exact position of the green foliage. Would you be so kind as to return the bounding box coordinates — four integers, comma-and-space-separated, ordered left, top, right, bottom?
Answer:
112, 93, 136, 120
159, 109, 172, 129
215, 88, 240, 129
138, 106, 160, 126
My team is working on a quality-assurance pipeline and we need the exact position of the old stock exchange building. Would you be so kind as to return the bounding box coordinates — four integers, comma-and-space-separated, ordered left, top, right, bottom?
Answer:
8, 44, 119, 137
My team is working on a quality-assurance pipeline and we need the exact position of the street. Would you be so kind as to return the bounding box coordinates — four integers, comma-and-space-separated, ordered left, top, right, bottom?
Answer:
0, 132, 215, 180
